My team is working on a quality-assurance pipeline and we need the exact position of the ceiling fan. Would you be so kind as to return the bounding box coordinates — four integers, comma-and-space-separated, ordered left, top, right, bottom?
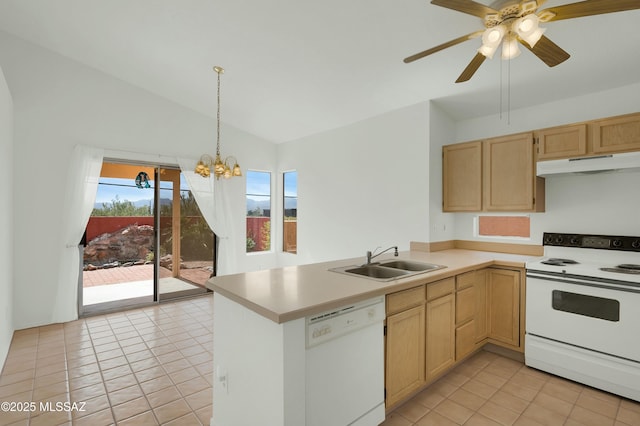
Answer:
404, 0, 640, 83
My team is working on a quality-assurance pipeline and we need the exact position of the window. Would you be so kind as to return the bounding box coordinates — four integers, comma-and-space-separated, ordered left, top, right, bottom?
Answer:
476, 215, 530, 238
246, 171, 271, 252
283, 171, 297, 254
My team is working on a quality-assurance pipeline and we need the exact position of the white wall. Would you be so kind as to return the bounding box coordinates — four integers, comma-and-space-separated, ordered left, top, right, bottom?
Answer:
0, 31, 276, 329
276, 102, 431, 267
0, 65, 14, 367
428, 103, 457, 243
444, 83, 640, 243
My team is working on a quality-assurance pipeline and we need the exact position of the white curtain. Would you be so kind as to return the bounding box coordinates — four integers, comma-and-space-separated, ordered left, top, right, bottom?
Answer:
178, 158, 238, 276
53, 145, 103, 323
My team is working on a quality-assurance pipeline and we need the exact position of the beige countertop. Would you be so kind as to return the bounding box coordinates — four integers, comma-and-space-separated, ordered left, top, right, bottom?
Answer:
206, 249, 540, 324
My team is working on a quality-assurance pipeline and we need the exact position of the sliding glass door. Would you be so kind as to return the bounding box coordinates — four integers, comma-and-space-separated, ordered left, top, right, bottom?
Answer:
80, 162, 211, 315
157, 167, 211, 301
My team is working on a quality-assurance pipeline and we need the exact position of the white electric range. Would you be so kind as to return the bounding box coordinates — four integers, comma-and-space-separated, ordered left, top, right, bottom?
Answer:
525, 233, 640, 402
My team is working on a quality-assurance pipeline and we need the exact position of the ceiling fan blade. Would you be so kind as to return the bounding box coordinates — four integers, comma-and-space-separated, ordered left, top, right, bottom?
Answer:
538, 0, 640, 22
431, 0, 498, 18
520, 35, 570, 67
404, 31, 483, 64
456, 53, 486, 83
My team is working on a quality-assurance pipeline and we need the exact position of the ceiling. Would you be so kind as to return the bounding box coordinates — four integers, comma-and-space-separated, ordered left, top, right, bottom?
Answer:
0, 0, 639, 143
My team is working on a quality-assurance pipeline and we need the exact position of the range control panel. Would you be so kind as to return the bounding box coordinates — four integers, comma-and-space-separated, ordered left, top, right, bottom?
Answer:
543, 233, 640, 252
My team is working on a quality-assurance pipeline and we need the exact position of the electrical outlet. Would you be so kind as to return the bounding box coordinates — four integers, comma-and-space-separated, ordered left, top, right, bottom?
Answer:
216, 366, 228, 394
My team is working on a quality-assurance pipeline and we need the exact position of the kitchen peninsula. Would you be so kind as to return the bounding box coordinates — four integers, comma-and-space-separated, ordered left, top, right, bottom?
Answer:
206, 246, 538, 426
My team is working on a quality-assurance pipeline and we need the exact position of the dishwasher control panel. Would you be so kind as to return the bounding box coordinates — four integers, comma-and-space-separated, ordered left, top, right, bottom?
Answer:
306, 296, 385, 348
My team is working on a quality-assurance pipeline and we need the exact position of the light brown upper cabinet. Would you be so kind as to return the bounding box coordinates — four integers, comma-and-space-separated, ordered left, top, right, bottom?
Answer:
442, 141, 482, 212
535, 112, 640, 161
536, 124, 587, 161
592, 113, 640, 154
443, 134, 544, 212
483, 132, 544, 212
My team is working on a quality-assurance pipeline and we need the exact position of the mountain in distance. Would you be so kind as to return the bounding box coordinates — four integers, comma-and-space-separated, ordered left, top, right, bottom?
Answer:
93, 198, 169, 210
94, 197, 297, 212
246, 198, 297, 212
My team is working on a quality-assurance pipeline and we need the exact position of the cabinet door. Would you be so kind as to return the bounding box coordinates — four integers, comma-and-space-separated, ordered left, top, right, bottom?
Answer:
385, 305, 425, 408
487, 268, 521, 347
536, 124, 587, 160
456, 320, 476, 361
443, 141, 482, 212
426, 294, 455, 380
474, 269, 488, 343
483, 133, 543, 212
592, 113, 640, 154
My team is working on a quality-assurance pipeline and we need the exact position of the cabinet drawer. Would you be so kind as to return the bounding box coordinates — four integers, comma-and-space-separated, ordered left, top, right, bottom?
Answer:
456, 286, 475, 325
387, 285, 425, 315
456, 271, 475, 290
427, 278, 455, 301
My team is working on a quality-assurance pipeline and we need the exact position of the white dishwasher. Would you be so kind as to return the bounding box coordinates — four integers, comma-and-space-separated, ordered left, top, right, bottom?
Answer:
305, 296, 386, 426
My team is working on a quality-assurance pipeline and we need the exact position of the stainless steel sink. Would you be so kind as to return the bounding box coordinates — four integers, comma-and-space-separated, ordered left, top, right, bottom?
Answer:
379, 260, 445, 272
329, 260, 446, 282
343, 265, 411, 279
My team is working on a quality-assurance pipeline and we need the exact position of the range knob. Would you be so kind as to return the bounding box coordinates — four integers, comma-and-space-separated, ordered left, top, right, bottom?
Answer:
543, 235, 554, 244
632, 240, 640, 249
555, 235, 564, 244
612, 239, 623, 248
569, 237, 580, 246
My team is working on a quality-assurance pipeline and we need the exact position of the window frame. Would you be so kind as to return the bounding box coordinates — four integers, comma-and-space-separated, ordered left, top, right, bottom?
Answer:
245, 169, 273, 254
282, 170, 298, 254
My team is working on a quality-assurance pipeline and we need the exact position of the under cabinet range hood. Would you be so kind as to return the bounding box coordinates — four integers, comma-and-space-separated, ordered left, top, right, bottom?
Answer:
537, 151, 640, 176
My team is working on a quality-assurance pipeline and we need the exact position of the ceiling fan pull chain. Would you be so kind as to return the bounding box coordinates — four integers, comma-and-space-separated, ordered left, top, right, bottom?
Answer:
507, 55, 511, 125
499, 58, 503, 120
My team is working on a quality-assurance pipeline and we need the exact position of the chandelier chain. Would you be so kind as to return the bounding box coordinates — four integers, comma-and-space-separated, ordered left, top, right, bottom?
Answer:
216, 67, 221, 157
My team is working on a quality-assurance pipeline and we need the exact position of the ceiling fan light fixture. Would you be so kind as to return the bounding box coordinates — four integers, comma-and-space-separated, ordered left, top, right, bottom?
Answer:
482, 25, 506, 47
515, 14, 546, 47
501, 36, 521, 60
478, 43, 498, 59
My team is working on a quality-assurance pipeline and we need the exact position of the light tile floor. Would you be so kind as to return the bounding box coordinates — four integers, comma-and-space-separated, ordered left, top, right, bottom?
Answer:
382, 350, 640, 426
1, 294, 639, 425
0, 296, 213, 425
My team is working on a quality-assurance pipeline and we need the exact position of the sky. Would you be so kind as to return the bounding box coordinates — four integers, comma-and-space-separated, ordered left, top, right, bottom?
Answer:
96, 171, 298, 205
95, 176, 190, 204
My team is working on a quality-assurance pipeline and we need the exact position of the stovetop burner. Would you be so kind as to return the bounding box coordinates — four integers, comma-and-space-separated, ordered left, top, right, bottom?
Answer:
541, 258, 579, 266
600, 264, 640, 275
618, 264, 640, 270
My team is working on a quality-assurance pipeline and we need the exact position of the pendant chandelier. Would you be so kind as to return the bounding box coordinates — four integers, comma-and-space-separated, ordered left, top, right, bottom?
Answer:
195, 66, 242, 179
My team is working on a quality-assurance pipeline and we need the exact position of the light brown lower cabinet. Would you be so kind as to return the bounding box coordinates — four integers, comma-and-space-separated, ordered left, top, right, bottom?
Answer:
385, 267, 524, 409
487, 267, 521, 348
385, 286, 426, 408
455, 271, 478, 361
474, 269, 488, 343
426, 279, 455, 380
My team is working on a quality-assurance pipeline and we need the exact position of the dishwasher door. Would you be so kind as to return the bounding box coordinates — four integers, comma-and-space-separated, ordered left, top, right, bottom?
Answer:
305, 296, 385, 426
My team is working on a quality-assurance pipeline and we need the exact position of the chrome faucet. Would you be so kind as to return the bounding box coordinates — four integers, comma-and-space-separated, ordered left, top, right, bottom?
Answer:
366, 246, 398, 264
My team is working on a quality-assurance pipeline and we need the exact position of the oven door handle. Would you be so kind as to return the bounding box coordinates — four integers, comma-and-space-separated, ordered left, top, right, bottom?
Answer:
526, 270, 640, 294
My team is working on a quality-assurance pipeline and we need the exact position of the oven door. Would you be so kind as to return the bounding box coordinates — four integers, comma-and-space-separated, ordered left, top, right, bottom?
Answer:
526, 271, 640, 363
